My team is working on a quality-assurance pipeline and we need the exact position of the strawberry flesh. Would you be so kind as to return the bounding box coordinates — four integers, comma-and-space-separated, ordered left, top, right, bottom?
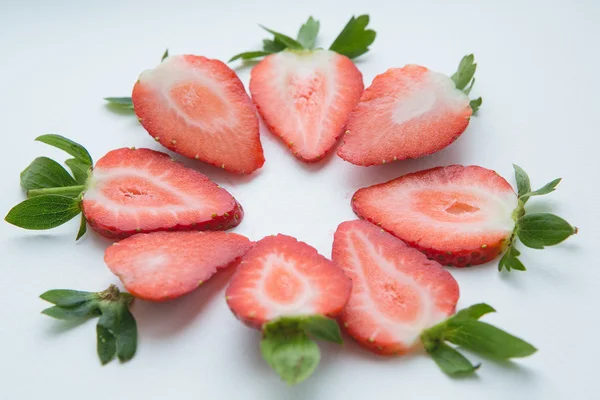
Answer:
250, 50, 363, 162
133, 55, 265, 174
82, 148, 243, 239
226, 234, 352, 329
332, 220, 459, 355
105, 231, 252, 301
338, 65, 472, 165
352, 165, 518, 267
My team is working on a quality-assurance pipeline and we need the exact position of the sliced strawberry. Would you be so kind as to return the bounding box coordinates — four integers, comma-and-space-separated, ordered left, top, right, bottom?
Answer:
82, 148, 243, 239
132, 55, 264, 174
352, 165, 518, 267
332, 220, 459, 355
104, 231, 252, 301
338, 65, 473, 165
226, 234, 352, 329
250, 50, 364, 162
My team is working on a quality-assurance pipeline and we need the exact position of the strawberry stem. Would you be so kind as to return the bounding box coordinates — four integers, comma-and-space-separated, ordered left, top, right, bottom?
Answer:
27, 185, 86, 198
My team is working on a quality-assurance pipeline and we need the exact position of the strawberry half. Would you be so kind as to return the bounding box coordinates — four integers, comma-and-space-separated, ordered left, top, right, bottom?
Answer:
132, 55, 264, 174
226, 234, 352, 385
333, 220, 537, 374
104, 231, 252, 301
83, 148, 243, 239
338, 55, 482, 165
230, 16, 376, 162
352, 165, 576, 270
5, 135, 244, 240
333, 220, 459, 355
226, 234, 352, 329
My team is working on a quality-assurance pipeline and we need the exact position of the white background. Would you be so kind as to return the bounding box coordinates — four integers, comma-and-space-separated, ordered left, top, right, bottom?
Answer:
1, 0, 598, 399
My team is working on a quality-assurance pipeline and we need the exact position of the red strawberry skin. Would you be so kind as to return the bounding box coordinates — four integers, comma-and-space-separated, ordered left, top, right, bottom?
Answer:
333, 220, 459, 355
250, 50, 363, 162
133, 55, 264, 174
352, 165, 518, 267
338, 65, 472, 165
226, 234, 352, 330
104, 231, 252, 301
82, 148, 243, 239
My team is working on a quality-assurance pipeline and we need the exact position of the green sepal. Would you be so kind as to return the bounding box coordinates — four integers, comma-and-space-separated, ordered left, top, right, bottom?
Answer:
40, 285, 138, 365
421, 303, 536, 375
20, 157, 77, 191
296, 16, 320, 49
517, 213, 577, 249
329, 15, 376, 59
5, 195, 81, 230
35, 134, 93, 165
260, 315, 343, 385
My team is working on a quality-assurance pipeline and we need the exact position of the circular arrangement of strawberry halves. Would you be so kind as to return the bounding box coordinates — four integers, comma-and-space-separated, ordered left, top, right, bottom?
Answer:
8, 14, 576, 384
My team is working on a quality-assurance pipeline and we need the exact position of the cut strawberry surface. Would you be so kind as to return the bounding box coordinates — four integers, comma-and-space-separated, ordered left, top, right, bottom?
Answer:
352, 165, 518, 267
104, 231, 252, 301
250, 50, 364, 162
230, 16, 375, 163
332, 220, 459, 355
226, 234, 352, 329
82, 148, 243, 239
338, 56, 481, 165
132, 55, 264, 174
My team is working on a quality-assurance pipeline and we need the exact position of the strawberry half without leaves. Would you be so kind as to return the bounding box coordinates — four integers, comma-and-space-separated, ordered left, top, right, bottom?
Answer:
40, 285, 138, 365
5, 135, 243, 240
352, 165, 576, 270
133, 54, 265, 174
230, 16, 375, 162
338, 55, 482, 165
226, 234, 352, 385
105, 231, 253, 301
333, 220, 536, 375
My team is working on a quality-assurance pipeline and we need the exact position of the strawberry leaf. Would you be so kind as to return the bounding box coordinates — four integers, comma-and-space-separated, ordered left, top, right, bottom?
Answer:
522, 178, 562, 202
451, 54, 477, 91
421, 303, 536, 375
229, 51, 272, 63
297, 16, 320, 49
40, 289, 97, 307
470, 97, 482, 114
445, 320, 537, 359
428, 342, 479, 375
513, 164, 532, 198
20, 157, 77, 191
498, 245, 526, 272
35, 134, 93, 166
42, 302, 100, 320
96, 323, 117, 365
517, 213, 577, 249
261, 329, 320, 385
65, 158, 90, 184
450, 303, 496, 322
329, 15, 376, 59
41, 285, 137, 365
104, 97, 134, 111
76, 213, 87, 241
259, 25, 303, 50
5, 195, 81, 230
262, 38, 286, 53
301, 315, 343, 344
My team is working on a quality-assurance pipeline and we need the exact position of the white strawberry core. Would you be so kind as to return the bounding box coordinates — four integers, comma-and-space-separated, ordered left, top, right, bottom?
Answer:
83, 167, 212, 231
138, 56, 235, 132
345, 229, 448, 346
255, 252, 318, 319
269, 50, 339, 157
392, 69, 468, 125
